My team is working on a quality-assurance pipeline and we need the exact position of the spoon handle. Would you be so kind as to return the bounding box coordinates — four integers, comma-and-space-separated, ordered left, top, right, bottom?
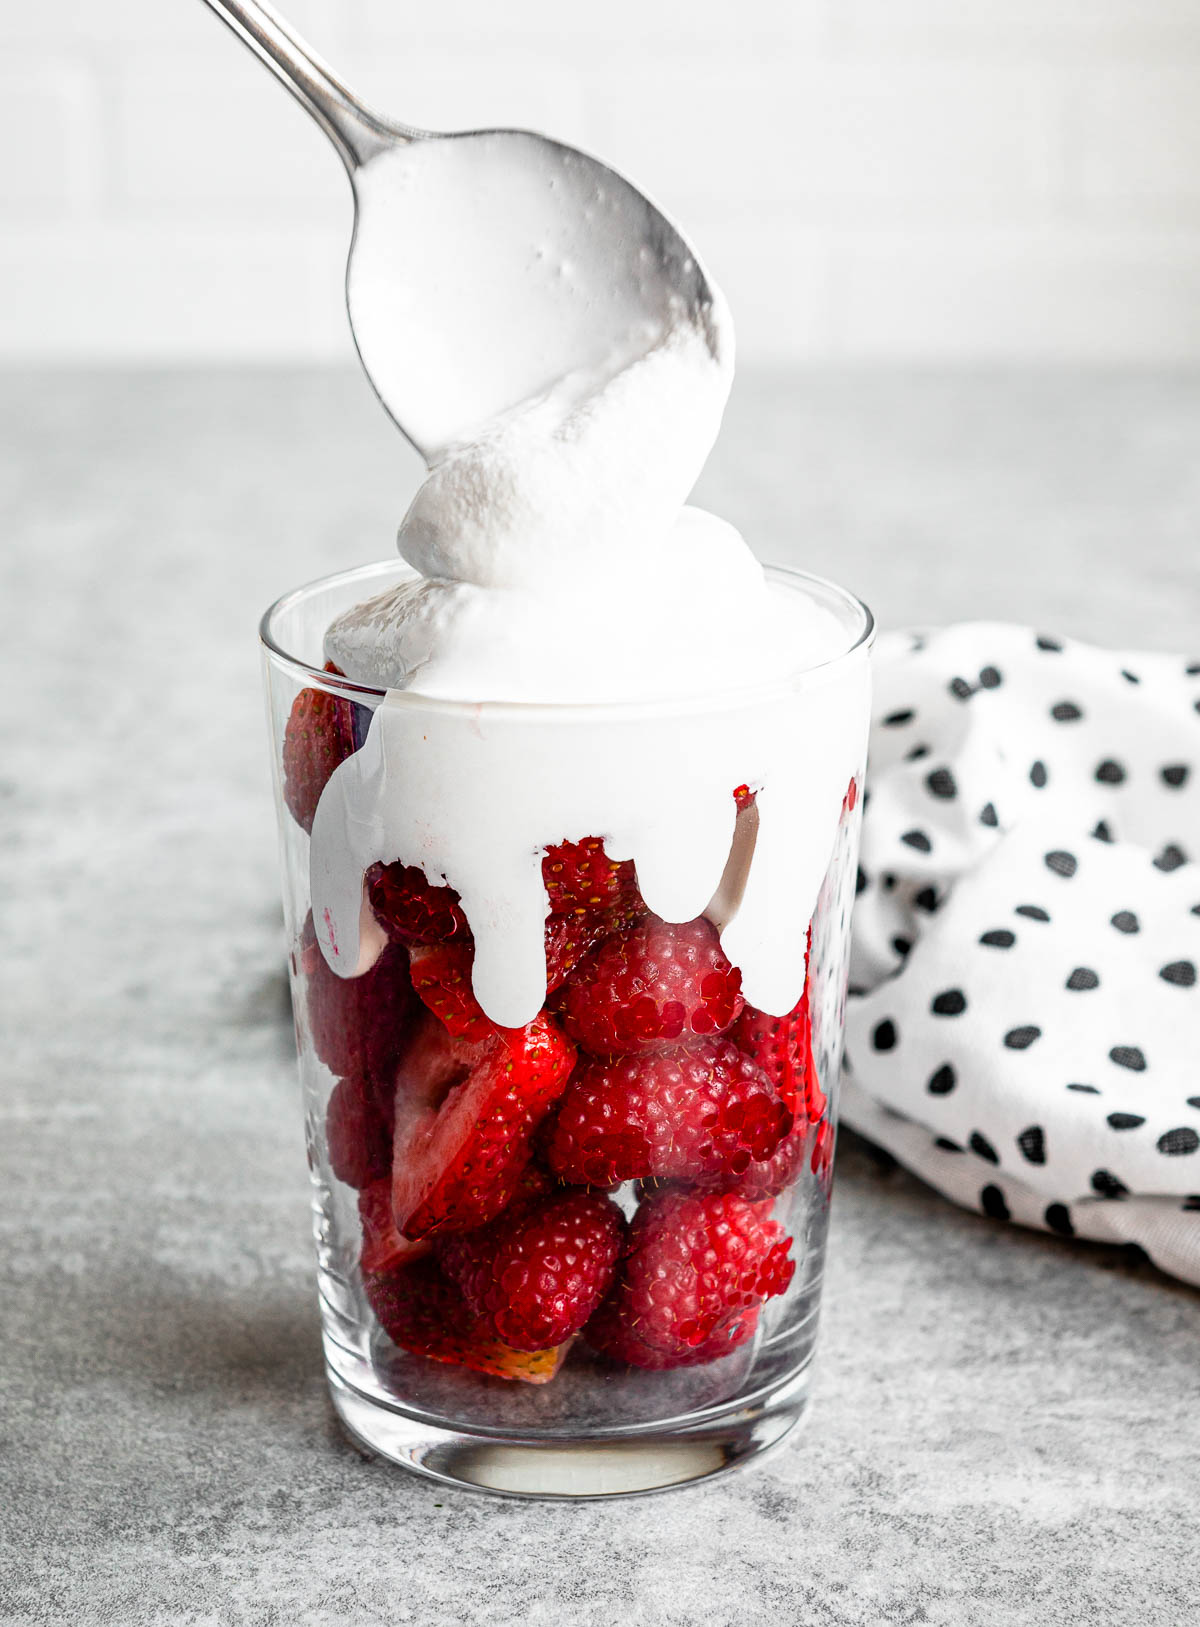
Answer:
199, 0, 404, 170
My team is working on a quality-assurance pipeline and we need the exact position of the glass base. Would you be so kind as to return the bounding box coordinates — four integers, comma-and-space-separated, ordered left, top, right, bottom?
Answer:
327, 1363, 811, 1500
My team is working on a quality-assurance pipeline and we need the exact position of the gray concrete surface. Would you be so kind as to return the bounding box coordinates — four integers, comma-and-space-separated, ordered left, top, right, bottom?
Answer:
2, 369, 1199, 1626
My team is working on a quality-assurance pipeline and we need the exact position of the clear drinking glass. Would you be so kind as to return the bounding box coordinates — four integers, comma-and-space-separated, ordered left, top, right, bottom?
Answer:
261, 560, 873, 1499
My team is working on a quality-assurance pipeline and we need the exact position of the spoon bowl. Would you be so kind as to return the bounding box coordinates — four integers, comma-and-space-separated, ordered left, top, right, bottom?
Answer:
201, 0, 723, 461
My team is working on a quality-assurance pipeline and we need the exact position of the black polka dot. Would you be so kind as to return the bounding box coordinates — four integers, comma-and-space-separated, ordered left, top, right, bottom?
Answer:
1154, 843, 1187, 873
1092, 819, 1114, 844
882, 872, 897, 890
1193, 905, 1200, 917
1029, 760, 1048, 789
1015, 904, 1050, 922
1005, 1026, 1041, 1050
1158, 1128, 1200, 1156
969, 1132, 999, 1164
1050, 701, 1083, 722
1095, 759, 1126, 785
891, 936, 912, 958
980, 929, 1016, 948
1109, 1046, 1147, 1072
1017, 1125, 1046, 1164
1066, 967, 1100, 991
1107, 1112, 1145, 1130
1184, 1196, 1200, 1211
906, 744, 931, 761
1092, 1169, 1129, 1198
979, 801, 999, 828
1111, 910, 1139, 934
980, 1184, 1009, 1220
1067, 1082, 1100, 1095
914, 886, 939, 913
978, 665, 1002, 689
925, 767, 957, 799
928, 1064, 956, 1095
949, 677, 975, 701
872, 1019, 897, 1052
1160, 960, 1197, 988
1044, 1202, 1074, 1236
1045, 850, 1078, 878
883, 709, 914, 727
935, 1137, 963, 1153
931, 989, 967, 1016
901, 829, 932, 853
1121, 669, 1140, 684
1189, 1098, 1200, 1111
1187, 662, 1200, 676
1161, 764, 1190, 789
855, 866, 867, 895
1036, 635, 1063, 653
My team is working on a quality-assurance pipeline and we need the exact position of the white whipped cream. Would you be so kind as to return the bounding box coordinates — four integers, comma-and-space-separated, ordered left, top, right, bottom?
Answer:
310, 175, 869, 1025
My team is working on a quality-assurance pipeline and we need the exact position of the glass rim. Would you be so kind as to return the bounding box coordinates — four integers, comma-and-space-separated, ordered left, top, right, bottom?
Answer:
259, 558, 875, 719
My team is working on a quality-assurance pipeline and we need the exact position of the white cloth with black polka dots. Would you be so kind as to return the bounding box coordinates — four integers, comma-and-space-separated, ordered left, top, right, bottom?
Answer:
844, 624, 1200, 1286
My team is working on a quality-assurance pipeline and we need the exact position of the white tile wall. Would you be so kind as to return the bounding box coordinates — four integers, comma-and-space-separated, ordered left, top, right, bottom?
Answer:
3, 0, 1200, 362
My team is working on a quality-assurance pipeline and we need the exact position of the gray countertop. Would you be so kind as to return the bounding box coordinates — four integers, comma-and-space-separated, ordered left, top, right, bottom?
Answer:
3, 369, 1199, 1626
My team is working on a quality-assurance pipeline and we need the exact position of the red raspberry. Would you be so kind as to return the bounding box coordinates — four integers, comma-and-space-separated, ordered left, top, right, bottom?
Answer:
363, 1259, 569, 1384
588, 1303, 760, 1370
438, 1189, 625, 1351
325, 1072, 391, 1190
281, 662, 357, 833
585, 1190, 794, 1366
558, 914, 743, 1057
366, 860, 470, 947
542, 836, 642, 918
688, 1116, 809, 1202
357, 1180, 430, 1274
391, 1011, 575, 1240
545, 1040, 791, 1187
300, 915, 413, 1094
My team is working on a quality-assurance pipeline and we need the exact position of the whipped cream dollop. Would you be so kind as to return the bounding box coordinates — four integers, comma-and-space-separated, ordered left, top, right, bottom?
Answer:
311, 170, 868, 1026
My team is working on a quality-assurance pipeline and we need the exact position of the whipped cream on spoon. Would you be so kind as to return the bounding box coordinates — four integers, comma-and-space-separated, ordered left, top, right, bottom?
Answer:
200, 0, 725, 459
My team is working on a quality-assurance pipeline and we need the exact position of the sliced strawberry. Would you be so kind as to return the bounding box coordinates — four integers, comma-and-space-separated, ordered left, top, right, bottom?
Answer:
558, 914, 743, 1057
325, 1072, 391, 1190
408, 940, 494, 1042
363, 1258, 569, 1384
367, 860, 470, 947
357, 1179, 431, 1274
281, 661, 357, 833
391, 1011, 575, 1241
541, 836, 643, 919
438, 1189, 625, 1351
585, 1190, 793, 1367
300, 913, 413, 1096
544, 1039, 791, 1188
728, 992, 809, 1120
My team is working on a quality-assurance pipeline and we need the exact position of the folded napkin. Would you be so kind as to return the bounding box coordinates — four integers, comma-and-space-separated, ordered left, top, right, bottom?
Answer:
844, 624, 1200, 1287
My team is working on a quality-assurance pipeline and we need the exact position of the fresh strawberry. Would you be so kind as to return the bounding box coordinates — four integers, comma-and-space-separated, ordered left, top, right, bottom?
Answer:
300, 914, 413, 1094
728, 992, 810, 1120
367, 860, 470, 947
732, 784, 758, 814
584, 1190, 793, 1367
363, 1258, 569, 1384
542, 836, 643, 919
408, 940, 494, 1042
544, 904, 636, 992
438, 1189, 625, 1351
588, 1302, 760, 1370
357, 1179, 431, 1274
281, 661, 357, 833
810, 1116, 835, 1193
558, 914, 743, 1057
325, 1072, 391, 1190
544, 1039, 791, 1188
391, 1011, 575, 1240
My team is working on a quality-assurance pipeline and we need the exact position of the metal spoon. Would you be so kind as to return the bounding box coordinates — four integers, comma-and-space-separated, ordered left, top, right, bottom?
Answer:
199, 0, 724, 461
